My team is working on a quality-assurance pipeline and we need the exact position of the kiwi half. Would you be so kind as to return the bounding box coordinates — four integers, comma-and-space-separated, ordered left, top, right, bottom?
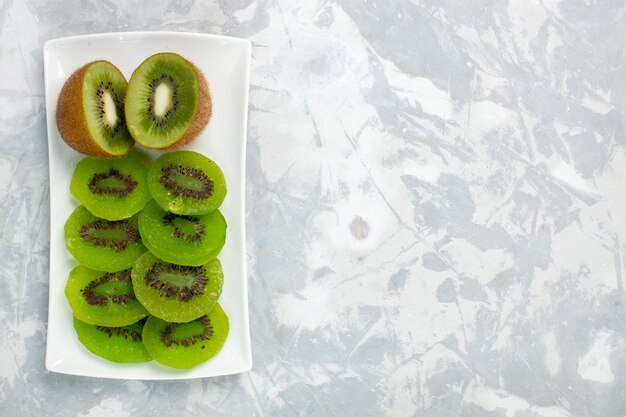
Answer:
65, 265, 148, 327
65, 206, 146, 272
147, 151, 227, 215
139, 200, 226, 266
56, 61, 134, 157
131, 252, 223, 323
125, 53, 211, 149
70, 153, 151, 220
142, 303, 229, 369
73, 316, 152, 363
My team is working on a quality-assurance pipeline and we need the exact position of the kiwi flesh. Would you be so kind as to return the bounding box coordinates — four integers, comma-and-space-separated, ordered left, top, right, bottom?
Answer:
142, 303, 229, 369
125, 53, 211, 149
65, 205, 146, 272
57, 60, 134, 157
131, 252, 223, 323
139, 200, 226, 266
147, 150, 227, 215
65, 265, 148, 327
71, 153, 151, 220
73, 316, 152, 363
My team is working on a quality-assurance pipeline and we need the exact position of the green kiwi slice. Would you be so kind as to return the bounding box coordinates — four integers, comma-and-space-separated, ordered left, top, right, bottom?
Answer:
65, 265, 148, 327
125, 53, 211, 149
70, 153, 151, 220
147, 151, 227, 215
65, 206, 146, 272
138, 200, 226, 266
142, 303, 229, 369
57, 61, 134, 157
131, 252, 223, 323
73, 316, 152, 363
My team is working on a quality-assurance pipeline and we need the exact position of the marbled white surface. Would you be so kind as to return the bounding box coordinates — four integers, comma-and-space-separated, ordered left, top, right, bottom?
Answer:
1, 0, 626, 416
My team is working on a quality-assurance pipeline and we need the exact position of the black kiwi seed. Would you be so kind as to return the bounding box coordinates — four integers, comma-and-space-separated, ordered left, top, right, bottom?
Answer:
160, 316, 214, 347
79, 219, 139, 251
97, 325, 142, 342
160, 164, 214, 199
88, 168, 138, 197
81, 270, 135, 306
144, 263, 207, 302
162, 212, 205, 243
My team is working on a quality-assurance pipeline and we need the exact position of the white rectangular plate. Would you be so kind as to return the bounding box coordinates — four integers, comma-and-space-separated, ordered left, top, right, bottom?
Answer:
43, 32, 252, 379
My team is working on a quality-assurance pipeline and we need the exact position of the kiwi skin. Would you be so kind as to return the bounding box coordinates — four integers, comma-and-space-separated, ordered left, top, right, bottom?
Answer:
126, 54, 212, 150
56, 61, 128, 158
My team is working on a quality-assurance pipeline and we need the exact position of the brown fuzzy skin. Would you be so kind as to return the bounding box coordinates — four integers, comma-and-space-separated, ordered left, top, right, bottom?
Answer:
56, 62, 122, 158
155, 62, 213, 150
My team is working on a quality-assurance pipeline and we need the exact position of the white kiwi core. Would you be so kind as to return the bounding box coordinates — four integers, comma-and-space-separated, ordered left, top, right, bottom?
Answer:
102, 91, 118, 127
153, 83, 173, 117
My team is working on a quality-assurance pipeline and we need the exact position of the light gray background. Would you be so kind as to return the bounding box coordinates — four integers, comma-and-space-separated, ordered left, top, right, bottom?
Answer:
1, 0, 625, 416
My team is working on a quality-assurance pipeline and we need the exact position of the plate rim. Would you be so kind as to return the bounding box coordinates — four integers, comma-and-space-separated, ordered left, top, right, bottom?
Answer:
43, 30, 252, 51
43, 31, 252, 380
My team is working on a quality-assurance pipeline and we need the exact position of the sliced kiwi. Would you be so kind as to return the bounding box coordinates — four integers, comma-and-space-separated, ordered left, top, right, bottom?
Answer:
131, 252, 223, 323
139, 200, 226, 266
142, 303, 229, 369
56, 60, 134, 157
65, 265, 148, 327
147, 151, 226, 215
65, 206, 146, 272
73, 316, 152, 363
125, 53, 211, 149
70, 153, 151, 221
